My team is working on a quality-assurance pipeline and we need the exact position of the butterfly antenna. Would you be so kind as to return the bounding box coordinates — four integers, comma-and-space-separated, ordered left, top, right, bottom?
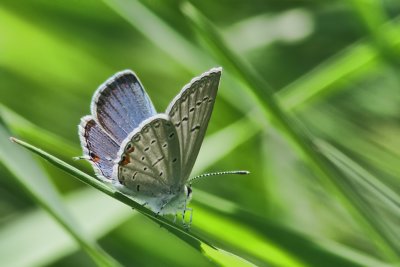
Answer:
188, 170, 250, 184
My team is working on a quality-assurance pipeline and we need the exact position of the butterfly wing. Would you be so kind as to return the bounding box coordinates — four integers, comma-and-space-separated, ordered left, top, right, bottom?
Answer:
78, 116, 119, 180
166, 68, 221, 183
113, 114, 182, 196
91, 70, 157, 143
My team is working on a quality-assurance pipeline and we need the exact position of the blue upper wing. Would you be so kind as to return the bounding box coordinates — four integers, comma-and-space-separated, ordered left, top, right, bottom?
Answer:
78, 116, 119, 180
91, 70, 157, 143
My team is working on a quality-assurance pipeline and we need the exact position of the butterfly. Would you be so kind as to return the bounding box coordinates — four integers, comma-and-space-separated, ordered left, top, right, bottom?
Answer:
78, 67, 247, 226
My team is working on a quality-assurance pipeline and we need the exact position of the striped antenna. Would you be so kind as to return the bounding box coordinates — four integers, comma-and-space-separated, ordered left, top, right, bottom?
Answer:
188, 170, 250, 184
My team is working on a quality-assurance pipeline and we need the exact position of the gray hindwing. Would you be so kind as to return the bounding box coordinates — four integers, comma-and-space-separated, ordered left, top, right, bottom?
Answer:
116, 115, 182, 196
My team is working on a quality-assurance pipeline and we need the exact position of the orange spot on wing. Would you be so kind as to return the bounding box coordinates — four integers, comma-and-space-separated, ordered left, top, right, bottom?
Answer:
121, 154, 130, 166
90, 153, 100, 163
127, 146, 135, 153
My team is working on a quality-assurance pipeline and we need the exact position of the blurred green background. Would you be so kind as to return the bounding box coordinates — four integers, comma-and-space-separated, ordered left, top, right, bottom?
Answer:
1, 0, 400, 266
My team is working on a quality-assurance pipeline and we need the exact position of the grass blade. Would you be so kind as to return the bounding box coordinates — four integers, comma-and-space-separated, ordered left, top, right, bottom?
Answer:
277, 17, 400, 111
0, 104, 80, 157
349, 0, 400, 65
316, 140, 400, 245
0, 124, 120, 267
0, 188, 132, 267
101, 0, 212, 73
317, 138, 400, 207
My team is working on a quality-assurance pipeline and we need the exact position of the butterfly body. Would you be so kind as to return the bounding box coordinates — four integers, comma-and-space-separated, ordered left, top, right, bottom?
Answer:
116, 183, 191, 216
79, 67, 221, 217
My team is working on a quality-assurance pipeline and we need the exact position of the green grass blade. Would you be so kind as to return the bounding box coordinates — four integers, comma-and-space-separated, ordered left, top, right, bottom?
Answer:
277, 41, 379, 111
180, 2, 400, 262
0, 6, 111, 89
349, 0, 400, 64
303, 107, 400, 184
277, 18, 400, 111
0, 188, 132, 267
316, 140, 400, 244
101, 0, 212, 73
194, 191, 393, 267
0, 104, 80, 157
316, 139, 400, 208
9, 137, 257, 267
193, 205, 308, 267
0, 125, 121, 267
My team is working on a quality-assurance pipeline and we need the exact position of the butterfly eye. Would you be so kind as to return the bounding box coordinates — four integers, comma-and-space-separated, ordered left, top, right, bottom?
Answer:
187, 186, 192, 197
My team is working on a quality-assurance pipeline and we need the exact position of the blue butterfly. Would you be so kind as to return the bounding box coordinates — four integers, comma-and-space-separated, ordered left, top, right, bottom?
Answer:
79, 67, 247, 226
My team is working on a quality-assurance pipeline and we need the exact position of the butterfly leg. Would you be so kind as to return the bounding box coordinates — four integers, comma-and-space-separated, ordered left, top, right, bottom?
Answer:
182, 202, 193, 229
182, 200, 188, 227
156, 201, 168, 216
186, 208, 193, 229
182, 208, 186, 226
